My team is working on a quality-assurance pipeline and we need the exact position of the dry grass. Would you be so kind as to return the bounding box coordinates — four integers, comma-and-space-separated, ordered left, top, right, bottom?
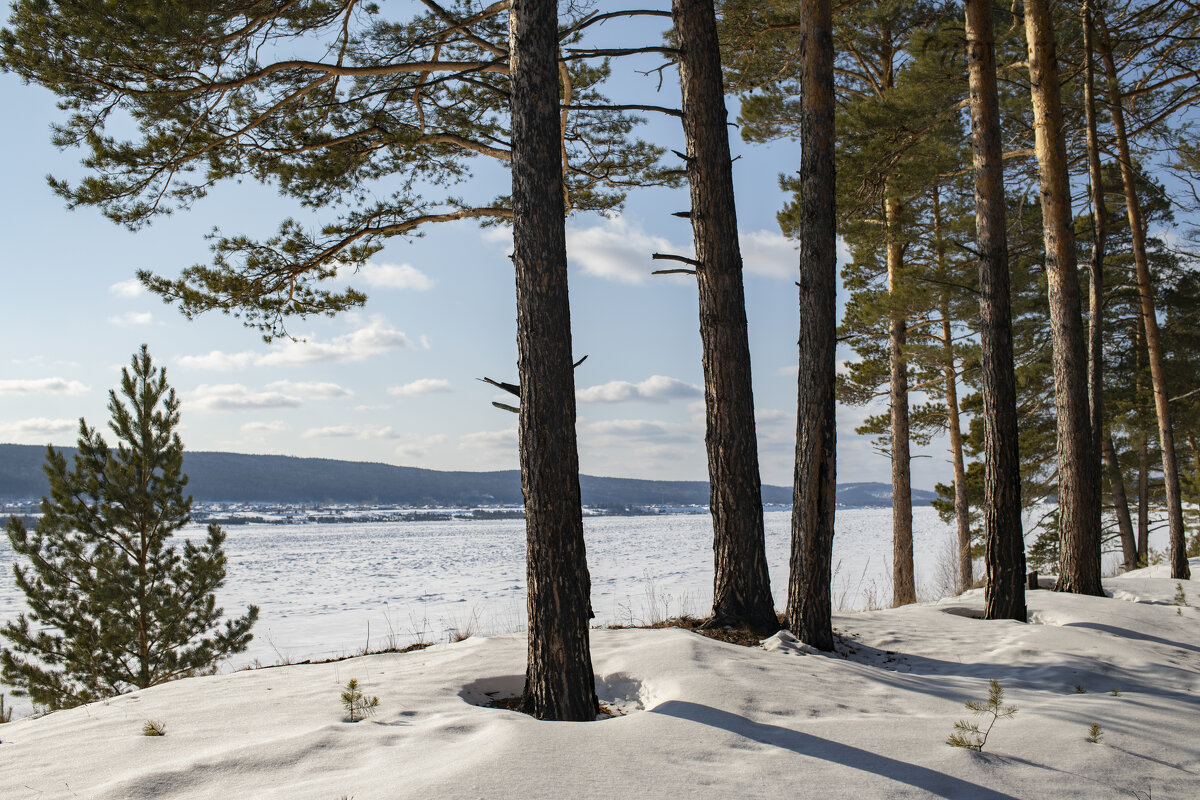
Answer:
607, 614, 772, 648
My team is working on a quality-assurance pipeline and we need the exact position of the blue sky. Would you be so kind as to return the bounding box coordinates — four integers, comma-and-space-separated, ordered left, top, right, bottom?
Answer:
0, 22, 957, 492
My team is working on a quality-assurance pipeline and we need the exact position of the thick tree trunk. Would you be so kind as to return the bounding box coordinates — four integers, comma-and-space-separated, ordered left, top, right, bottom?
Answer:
885, 196, 915, 607
786, 0, 837, 652
509, 0, 598, 721
1024, 0, 1103, 596
1103, 435, 1139, 570
672, 0, 776, 634
1097, 12, 1190, 580
966, 0, 1026, 621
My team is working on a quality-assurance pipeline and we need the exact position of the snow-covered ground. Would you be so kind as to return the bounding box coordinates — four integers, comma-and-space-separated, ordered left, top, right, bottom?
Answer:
0, 507, 1167, 718
3, 559, 1198, 798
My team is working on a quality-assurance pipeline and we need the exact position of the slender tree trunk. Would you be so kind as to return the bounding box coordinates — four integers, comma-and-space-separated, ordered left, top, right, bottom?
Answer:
509, 0, 598, 721
1082, 0, 1107, 516
943, 308, 972, 592
932, 189, 972, 591
1103, 435, 1139, 570
1137, 324, 1150, 564
885, 196, 915, 607
1025, 0, 1103, 596
966, 0, 1025, 620
672, 0, 776, 634
1097, 12, 1190, 579
787, 0, 837, 652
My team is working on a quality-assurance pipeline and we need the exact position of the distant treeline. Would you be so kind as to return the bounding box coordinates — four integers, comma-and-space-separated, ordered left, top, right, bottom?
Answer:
0, 444, 935, 508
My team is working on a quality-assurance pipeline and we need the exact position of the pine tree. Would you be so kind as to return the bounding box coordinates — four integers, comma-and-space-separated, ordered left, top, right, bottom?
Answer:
1, 346, 258, 710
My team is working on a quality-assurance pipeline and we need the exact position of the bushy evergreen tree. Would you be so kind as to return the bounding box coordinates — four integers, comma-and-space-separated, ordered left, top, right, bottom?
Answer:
2, 346, 258, 710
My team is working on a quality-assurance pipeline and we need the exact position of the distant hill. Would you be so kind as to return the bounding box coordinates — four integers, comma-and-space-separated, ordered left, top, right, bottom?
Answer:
0, 444, 935, 508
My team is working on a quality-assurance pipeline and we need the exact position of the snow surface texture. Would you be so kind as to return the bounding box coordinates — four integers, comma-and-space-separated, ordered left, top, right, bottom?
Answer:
2, 560, 1198, 799
0, 507, 1168, 721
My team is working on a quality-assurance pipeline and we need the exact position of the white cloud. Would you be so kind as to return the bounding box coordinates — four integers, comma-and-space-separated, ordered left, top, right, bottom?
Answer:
266, 380, 354, 399
354, 404, 391, 412
191, 384, 303, 412
565, 217, 682, 284
302, 424, 400, 440
581, 419, 695, 443
0, 378, 90, 396
459, 427, 518, 450
107, 311, 155, 327
179, 317, 411, 371
0, 417, 77, 439
258, 317, 412, 367
394, 433, 448, 461
179, 350, 257, 371
419, 335, 432, 351
739, 229, 799, 279
348, 262, 434, 291
108, 278, 143, 297
577, 375, 702, 404
388, 378, 452, 397
241, 421, 288, 436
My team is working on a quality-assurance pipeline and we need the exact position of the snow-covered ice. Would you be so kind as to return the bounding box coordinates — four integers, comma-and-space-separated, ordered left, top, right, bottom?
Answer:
2, 559, 1198, 798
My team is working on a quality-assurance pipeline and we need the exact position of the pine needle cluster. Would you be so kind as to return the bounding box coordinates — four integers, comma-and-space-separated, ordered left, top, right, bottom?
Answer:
947, 679, 1017, 751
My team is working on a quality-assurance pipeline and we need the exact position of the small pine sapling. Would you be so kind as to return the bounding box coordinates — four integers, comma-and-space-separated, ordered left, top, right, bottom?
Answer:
143, 720, 166, 736
341, 679, 379, 722
1110, 688, 1121, 696
1074, 684, 1088, 693
1087, 722, 1103, 743
1172, 583, 1187, 607
947, 679, 1017, 752
1, 347, 258, 710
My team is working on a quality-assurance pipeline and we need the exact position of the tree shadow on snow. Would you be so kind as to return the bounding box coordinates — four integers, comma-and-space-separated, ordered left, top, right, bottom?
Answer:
1059, 621, 1200, 654
651, 700, 1021, 800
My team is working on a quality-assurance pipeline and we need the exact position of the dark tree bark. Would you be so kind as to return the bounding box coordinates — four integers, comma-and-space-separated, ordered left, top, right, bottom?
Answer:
965, 0, 1026, 620
509, 0, 598, 721
1096, 11, 1191, 580
1137, 333, 1150, 565
885, 195, 916, 607
1082, 0, 1135, 575
932, 189, 972, 592
786, 0, 837, 652
1104, 435, 1139, 570
1024, 0, 1104, 596
1082, 0, 1107, 512
672, 0, 776, 634
943, 305, 972, 592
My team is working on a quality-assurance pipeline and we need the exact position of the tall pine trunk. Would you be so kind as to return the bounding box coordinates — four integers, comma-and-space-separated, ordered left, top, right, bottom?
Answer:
672, 0, 776, 634
1082, 1, 1136, 574
787, 0, 837, 651
509, 0, 598, 721
885, 196, 916, 607
932, 190, 972, 591
1104, 435, 1139, 570
966, 0, 1025, 620
1137, 328, 1150, 564
943, 306, 972, 592
1024, 0, 1103, 596
1096, 12, 1191, 580
1082, 0, 1107, 520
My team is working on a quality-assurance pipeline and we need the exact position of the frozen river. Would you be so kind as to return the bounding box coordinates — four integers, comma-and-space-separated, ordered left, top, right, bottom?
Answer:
1, 507, 961, 670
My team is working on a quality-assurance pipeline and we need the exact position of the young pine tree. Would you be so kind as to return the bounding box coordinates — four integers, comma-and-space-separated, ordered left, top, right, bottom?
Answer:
2, 346, 258, 710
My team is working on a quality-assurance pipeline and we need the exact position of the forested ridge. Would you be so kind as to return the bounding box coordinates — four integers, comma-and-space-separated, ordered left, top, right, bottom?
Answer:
0, 443, 938, 507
